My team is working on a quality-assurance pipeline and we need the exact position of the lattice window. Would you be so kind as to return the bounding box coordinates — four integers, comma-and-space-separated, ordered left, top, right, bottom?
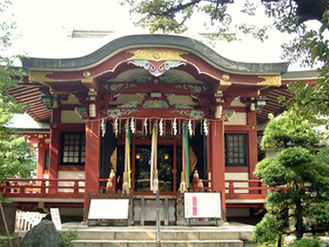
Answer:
225, 134, 247, 167
61, 132, 86, 165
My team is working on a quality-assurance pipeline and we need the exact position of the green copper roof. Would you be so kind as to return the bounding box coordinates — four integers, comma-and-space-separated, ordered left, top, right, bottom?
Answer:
21, 34, 289, 74
282, 70, 319, 79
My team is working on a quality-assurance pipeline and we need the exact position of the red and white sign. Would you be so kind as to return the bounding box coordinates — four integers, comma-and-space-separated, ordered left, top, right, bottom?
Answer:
50, 208, 62, 230
184, 193, 222, 219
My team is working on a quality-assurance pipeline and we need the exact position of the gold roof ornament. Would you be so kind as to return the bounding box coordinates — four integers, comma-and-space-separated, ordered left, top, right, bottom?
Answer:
83, 70, 91, 78
222, 73, 230, 81
28, 71, 53, 82
127, 48, 188, 62
257, 75, 281, 86
219, 80, 232, 86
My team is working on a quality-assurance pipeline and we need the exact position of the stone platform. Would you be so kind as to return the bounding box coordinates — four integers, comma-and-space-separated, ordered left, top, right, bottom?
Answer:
61, 222, 254, 247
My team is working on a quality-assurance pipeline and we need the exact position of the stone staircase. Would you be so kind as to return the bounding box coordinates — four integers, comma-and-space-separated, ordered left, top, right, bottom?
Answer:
62, 222, 254, 247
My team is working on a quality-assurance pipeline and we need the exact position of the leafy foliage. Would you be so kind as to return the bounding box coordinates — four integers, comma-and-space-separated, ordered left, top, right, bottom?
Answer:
0, 135, 35, 182
253, 112, 329, 245
123, 0, 274, 39
124, 0, 329, 121
0, 1, 35, 183
287, 236, 325, 247
59, 231, 77, 247
287, 64, 329, 121
122, 1, 326, 42
252, 213, 285, 245
260, 113, 320, 151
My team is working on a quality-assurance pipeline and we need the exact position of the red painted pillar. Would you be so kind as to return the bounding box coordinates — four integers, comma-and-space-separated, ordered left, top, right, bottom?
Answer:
84, 119, 101, 219
49, 108, 60, 191
247, 111, 258, 179
209, 120, 226, 221
49, 108, 60, 179
37, 145, 46, 179
248, 111, 258, 196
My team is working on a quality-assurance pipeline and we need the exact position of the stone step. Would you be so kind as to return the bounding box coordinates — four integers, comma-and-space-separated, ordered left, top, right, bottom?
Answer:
71, 239, 244, 247
62, 222, 254, 247
74, 229, 248, 241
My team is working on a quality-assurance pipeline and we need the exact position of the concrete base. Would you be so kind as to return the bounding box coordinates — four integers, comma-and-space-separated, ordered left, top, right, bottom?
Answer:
62, 222, 254, 247
71, 239, 244, 247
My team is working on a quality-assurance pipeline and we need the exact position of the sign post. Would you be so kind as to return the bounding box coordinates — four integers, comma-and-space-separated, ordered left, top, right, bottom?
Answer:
184, 192, 222, 226
50, 208, 62, 230
87, 199, 129, 225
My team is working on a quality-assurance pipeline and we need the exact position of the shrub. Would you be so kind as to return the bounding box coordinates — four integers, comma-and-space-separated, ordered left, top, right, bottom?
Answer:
59, 231, 77, 247
286, 236, 325, 247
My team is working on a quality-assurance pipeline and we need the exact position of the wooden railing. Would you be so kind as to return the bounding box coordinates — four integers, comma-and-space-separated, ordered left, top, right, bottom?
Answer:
225, 179, 273, 200
0, 178, 85, 199
0, 178, 273, 201
191, 176, 273, 200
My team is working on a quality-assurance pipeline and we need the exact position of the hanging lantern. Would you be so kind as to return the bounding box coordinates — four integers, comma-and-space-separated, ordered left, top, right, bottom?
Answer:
214, 105, 222, 119
89, 103, 96, 118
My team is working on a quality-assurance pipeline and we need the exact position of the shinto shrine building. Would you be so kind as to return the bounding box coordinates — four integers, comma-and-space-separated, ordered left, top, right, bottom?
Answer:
1, 34, 317, 223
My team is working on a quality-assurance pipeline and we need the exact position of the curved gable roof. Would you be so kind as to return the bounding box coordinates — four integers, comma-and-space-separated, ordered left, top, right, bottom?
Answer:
21, 34, 289, 74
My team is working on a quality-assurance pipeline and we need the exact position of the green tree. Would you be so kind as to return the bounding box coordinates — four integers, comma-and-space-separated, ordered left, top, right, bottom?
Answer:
0, 1, 35, 183
123, 0, 327, 35
252, 112, 329, 246
123, 0, 329, 118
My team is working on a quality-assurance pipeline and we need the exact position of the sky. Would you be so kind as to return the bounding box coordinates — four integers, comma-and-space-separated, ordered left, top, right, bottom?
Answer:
5, 0, 324, 71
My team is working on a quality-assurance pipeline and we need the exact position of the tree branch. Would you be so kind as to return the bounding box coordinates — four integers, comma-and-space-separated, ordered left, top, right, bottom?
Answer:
295, 0, 329, 23
288, 0, 293, 20
212, 0, 221, 24
150, 0, 202, 16
262, 0, 329, 24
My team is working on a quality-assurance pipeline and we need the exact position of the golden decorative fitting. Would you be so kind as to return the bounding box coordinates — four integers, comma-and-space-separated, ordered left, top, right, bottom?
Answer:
83, 71, 91, 78
214, 90, 223, 98
88, 88, 97, 96
81, 78, 94, 84
29, 71, 53, 82
219, 80, 232, 86
257, 75, 281, 86
127, 48, 188, 62
222, 73, 230, 81
193, 170, 199, 178
53, 100, 58, 109
106, 179, 113, 187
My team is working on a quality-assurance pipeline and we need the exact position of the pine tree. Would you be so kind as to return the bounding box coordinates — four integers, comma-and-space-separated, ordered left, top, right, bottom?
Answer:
252, 112, 329, 246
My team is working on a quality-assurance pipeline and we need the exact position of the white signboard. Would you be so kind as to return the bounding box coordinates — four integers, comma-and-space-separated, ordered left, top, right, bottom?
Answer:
184, 193, 222, 219
88, 199, 129, 220
50, 208, 62, 230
